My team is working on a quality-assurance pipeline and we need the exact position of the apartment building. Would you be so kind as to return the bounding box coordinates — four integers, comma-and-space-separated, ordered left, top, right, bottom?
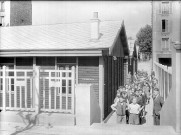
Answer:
152, 1, 173, 67
0, 1, 32, 27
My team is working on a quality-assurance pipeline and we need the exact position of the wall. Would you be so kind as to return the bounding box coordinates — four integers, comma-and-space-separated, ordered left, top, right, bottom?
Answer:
103, 56, 124, 119
75, 84, 101, 126
10, 1, 32, 26
78, 57, 99, 101
110, 30, 124, 57
160, 2, 181, 132
3, 1, 10, 26
152, 1, 172, 69
160, 45, 181, 133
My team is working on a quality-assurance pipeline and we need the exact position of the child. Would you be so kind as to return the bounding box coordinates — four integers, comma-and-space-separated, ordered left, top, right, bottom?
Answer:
120, 89, 129, 124
128, 97, 143, 125
114, 91, 121, 103
111, 97, 127, 124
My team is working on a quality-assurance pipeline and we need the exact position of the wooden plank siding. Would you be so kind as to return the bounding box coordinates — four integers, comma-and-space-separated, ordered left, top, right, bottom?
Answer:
103, 56, 125, 119
78, 57, 99, 101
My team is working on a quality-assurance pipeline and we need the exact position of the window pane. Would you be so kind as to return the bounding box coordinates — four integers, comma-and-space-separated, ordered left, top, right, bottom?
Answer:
68, 80, 71, 86
68, 87, 71, 94
62, 80, 66, 86
162, 20, 165, 32
57, 57, 76, 63
11, 85, 14, 91
11, 79, 14, 84
62, 72, 66, 77
62, 87, 66, 94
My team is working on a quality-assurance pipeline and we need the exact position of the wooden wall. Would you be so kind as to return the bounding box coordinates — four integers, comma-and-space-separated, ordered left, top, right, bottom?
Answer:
103, 56, 124, 119
78, 57, 99, 101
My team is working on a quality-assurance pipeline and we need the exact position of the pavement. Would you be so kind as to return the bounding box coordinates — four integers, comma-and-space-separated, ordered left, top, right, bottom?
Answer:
137, 59, 152, 75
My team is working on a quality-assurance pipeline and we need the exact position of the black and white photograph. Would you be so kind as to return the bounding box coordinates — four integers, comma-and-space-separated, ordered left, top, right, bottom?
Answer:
0, 1, 180, 135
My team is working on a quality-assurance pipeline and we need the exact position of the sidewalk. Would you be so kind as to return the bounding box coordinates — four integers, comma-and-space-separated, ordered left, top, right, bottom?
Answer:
138, 59, 152, 75
107, 97, 154, 125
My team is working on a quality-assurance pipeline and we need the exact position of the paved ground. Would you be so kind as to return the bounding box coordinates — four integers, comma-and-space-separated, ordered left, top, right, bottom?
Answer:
137, 59, 152, 75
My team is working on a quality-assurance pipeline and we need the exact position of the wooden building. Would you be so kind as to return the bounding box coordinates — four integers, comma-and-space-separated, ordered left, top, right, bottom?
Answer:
0, 13, 129, 122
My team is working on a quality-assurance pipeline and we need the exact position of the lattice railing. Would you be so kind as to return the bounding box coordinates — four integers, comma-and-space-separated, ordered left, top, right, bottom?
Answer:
0, 66, 75, 113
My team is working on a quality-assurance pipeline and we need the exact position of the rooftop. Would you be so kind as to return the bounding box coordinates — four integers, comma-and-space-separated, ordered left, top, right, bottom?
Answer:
0, 20, 124, 51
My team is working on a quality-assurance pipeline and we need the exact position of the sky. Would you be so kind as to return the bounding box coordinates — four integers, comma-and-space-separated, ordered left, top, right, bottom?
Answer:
32, 1, 151, 39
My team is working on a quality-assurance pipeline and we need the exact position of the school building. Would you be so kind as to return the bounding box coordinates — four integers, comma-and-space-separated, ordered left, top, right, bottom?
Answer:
0, 12, 131, 126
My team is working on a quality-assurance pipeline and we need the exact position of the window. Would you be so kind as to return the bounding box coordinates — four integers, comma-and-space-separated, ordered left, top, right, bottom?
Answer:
0, 1, 5, 12
159, 58, 171, 66
161, 2, 170, 14
0, 16, 4, 26
162, 19, 169, 33
162, 38, 169, 51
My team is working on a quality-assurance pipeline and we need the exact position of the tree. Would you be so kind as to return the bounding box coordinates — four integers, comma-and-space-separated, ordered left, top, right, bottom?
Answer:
135, 25, 152, 54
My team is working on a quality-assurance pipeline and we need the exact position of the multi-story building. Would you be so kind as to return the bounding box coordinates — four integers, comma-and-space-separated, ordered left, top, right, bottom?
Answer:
0, 1, 32, 27
152, 1, 173, 67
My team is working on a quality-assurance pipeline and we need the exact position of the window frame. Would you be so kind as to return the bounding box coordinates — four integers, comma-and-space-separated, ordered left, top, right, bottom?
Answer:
161, 37, 170, 51
161, 1, 170, 15
161, 19, 169, 33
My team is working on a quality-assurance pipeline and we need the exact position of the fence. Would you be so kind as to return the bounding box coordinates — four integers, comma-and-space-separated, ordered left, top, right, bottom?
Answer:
0, 66, 75, 113
154, 61, 172, 101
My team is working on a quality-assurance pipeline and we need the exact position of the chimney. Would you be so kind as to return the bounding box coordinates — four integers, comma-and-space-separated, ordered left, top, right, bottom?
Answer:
90, 12, 100, 41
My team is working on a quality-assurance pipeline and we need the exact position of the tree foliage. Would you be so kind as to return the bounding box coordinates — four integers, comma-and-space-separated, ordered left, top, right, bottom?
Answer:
135, 25, 152, 53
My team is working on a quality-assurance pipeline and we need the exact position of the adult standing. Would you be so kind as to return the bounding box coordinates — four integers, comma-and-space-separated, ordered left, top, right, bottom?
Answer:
153, 88, 164, 125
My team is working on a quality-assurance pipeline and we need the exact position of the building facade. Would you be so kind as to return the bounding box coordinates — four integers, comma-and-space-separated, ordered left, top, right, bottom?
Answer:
152, 1, 173, 67
152, 1, 181, 133
0, 1, 32, 27
0, 12, 130, 125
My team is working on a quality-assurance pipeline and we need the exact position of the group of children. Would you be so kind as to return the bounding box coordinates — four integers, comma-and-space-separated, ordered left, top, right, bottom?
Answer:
111, 71, 156, 125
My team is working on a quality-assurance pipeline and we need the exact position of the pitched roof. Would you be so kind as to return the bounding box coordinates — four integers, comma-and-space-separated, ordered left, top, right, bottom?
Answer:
0, 21, 123, 51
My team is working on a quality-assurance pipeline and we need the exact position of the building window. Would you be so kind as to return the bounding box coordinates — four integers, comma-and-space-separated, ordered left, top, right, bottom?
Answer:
159, 58, 171, 67
0, 16, 4, 26
162, 38, 170, 51
161, 1, 170, 14
162, 19, 169, 33
0, 1, 5, 12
